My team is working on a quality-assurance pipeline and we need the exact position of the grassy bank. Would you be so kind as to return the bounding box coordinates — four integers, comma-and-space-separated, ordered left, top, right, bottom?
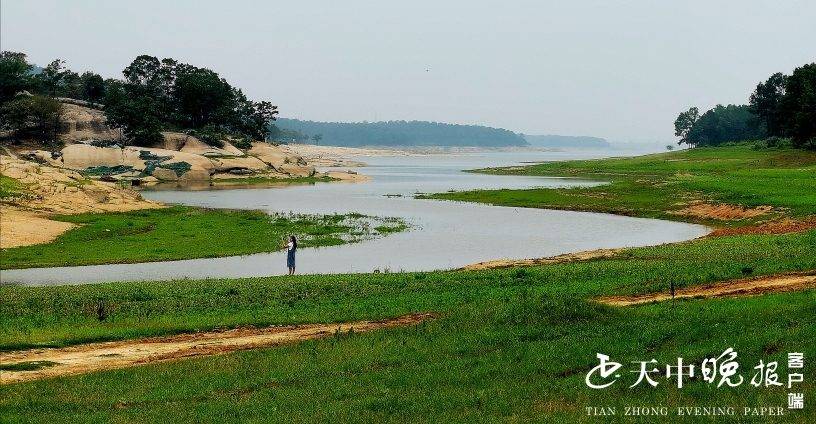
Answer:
1, 146, 814, 422
1, 229, 815, 422
2, 229, 816, 351
425, 145, 816, 226
0, 206, 406, 269
0, 174, 27, 200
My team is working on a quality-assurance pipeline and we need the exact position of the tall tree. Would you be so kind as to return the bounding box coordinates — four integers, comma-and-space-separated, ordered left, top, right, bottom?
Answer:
779, 63, 816, 148
684, 104, 764, 147
0, 51, 33, 102
32, 59, 67, 96
674, 107, 699, 146
103, 80, 164, 146
104, 55, 278, 146
749, 72, 787, 136
80, 72, 106, 104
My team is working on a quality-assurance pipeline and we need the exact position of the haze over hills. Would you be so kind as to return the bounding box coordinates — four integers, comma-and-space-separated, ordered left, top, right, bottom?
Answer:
272, 118, 528, 147
523, 134, 611, 149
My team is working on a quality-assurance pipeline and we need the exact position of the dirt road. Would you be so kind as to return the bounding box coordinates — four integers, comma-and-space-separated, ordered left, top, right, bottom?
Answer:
596, 272, 816, 306
0, 313, 434, 384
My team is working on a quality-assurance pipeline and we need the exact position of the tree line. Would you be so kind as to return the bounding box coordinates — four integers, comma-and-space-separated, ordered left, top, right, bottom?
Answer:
0, 52, 278, 148
273, 118, 528, 147
674, 63, 816, 149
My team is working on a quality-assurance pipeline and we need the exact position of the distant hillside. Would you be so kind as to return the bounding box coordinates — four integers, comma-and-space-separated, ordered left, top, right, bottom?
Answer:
272, 118, 528, 147
523, 134, 610, 149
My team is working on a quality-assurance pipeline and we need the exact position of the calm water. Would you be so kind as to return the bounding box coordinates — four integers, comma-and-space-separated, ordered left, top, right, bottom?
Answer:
1, 149, 709, 286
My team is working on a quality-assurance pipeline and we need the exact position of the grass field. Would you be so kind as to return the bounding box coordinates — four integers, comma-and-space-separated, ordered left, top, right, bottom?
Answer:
0, 206, 406, 269
425, 145, 816, 226
1, 145, 814, 423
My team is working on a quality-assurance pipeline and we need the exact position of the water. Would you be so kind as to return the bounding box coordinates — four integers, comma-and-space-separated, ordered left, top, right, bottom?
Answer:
1, 149, 709, 286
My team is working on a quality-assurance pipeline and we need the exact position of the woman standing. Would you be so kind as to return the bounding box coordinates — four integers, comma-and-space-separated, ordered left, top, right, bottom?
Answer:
284, 235, 297, 275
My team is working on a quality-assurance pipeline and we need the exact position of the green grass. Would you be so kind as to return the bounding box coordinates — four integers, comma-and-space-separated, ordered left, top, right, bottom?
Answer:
0, 174, 28, 200
1, 230, 814, 422
0, 206, 406, 269
425, 145, 816, 226
1, 146, 815, 422
2, 229, 815, 351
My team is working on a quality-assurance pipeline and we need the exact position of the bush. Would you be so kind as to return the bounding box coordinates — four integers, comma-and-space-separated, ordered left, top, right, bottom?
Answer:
0, 95, 63, 143
187, 125, 225, 148
752, 136, 792, 150
229, 136, 252, 150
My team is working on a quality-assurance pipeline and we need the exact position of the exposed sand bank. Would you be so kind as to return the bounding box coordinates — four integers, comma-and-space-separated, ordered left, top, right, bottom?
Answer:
0, 208, 77, 249
0, 313, 435, 384
0, 156, 161, 248
460, 248, 621, 271
671, 202, 774, 220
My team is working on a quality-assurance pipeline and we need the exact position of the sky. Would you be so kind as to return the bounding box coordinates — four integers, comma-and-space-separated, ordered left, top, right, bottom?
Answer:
2, 1, 815, 143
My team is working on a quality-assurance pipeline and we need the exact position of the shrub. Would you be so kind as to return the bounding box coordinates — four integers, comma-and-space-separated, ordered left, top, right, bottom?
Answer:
188, 125, 225, 148
752, 136, 792, 150
0, 95, 63, 143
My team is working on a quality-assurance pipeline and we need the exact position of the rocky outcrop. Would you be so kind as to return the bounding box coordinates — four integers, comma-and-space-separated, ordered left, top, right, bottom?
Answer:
20, 141, 318, 182
26, 102, 322, 182
58, 103, 122, 143
0, 156, 160, 214
247, 142, 315, 176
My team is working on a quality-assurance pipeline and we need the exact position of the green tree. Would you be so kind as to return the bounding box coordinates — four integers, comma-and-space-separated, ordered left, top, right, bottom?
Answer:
312, 134, 323, 145
103, 80, 164, 146
80, 72, 106, 104
0, 51, 33, 102
0, 95, 63, 142
685, 104, 764, 147
101, 55, 278, 147
779, 63, 816, 148
749, 72, 787, 136
172, 64, 235, 128
674, 107, 699, 146
32, 59, 67, 96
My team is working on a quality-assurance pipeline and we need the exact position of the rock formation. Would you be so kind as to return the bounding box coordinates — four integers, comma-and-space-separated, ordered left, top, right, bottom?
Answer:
16, 101, 319, 183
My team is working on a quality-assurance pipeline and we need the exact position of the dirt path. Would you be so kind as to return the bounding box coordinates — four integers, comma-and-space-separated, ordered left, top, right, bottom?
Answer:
461, 248, 621, 271
596, 272, 816, 306
0, 313, 434, 384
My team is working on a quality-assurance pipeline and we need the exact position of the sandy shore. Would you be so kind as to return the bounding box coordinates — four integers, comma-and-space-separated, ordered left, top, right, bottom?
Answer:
0, 207, 77, 249
0, 155, 161, 248
279, 144, 423, 168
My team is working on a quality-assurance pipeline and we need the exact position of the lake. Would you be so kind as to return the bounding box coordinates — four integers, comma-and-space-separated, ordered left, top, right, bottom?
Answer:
1, 149, 710, 286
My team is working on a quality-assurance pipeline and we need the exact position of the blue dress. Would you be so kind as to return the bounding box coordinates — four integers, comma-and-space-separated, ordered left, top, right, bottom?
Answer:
287, 244, 296, 268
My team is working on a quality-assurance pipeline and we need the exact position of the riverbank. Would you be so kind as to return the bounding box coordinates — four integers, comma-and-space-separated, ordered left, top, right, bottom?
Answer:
425, 145, 816, 228
279, 144, 413, 167
0, 156, 401, 268
1, 146, 814, 422
0, 206, 405, 269
0, 156, 162, 248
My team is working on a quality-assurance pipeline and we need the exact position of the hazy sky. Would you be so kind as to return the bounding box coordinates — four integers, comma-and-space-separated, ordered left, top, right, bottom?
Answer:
2, 1, 815, 142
